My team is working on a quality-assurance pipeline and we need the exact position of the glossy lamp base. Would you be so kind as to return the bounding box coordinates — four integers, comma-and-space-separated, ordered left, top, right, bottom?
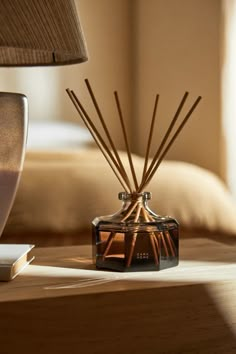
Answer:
0, 92, 28, 237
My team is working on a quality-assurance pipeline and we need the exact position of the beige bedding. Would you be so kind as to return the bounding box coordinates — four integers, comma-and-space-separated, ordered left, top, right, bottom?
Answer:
3, 148, 236, 244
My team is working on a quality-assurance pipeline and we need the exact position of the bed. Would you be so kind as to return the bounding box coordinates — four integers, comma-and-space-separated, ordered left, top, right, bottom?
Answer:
2, 121, 236, 246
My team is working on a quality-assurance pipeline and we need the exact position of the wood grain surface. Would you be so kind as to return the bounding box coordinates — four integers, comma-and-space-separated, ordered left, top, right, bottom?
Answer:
0, 236, 236, 353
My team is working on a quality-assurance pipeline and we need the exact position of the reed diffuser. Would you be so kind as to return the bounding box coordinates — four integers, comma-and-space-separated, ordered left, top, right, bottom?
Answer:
67, 80, 201, 272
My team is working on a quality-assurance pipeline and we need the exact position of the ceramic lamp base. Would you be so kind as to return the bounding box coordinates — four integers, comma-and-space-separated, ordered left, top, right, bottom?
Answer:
0, 92, 28, 237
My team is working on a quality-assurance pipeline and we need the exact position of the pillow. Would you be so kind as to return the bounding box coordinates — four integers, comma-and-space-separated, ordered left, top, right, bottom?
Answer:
5, 149, 236, 236
27, 120, 93, 150
148, 161, 236, 235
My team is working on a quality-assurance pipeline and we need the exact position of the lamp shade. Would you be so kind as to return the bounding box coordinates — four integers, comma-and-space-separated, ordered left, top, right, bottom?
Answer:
0, 0, 88, 66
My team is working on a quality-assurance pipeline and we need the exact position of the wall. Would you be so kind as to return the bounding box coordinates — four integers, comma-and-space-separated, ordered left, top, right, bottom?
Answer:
132, 0, 223, 177
58, 0, 133, 149
0, 64, 62, 121
0, 0, 133, 150
0, 0, 224, 178
75, 0, 223, 178
221, 0, 236, 196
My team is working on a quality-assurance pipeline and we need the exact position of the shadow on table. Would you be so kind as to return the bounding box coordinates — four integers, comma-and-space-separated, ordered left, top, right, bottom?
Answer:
0, 283, 235, 354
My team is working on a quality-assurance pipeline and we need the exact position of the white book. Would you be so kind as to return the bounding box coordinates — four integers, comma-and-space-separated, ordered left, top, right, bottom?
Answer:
0, 244, 35, 281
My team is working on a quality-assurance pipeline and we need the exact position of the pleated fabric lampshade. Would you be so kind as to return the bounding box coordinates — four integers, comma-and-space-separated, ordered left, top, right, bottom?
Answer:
0, 0, 88, 244
0, 0, 88, 66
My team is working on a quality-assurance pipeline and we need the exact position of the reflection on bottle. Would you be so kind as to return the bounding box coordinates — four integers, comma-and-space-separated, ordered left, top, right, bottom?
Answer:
92, 192, 179, 272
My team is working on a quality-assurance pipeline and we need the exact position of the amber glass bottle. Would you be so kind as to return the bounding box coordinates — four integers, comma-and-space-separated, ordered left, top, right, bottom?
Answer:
92, 192, 179, 272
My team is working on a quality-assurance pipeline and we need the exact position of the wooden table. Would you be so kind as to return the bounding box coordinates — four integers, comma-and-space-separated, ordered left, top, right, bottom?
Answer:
0, 236, 236, 353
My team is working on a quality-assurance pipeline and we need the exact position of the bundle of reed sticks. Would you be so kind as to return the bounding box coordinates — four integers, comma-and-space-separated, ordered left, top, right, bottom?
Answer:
66, 79, 201, 197
67, 80, 201, 268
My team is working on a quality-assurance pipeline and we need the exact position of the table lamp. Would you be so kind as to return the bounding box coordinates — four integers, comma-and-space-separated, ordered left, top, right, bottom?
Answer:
0, 0, 88, 239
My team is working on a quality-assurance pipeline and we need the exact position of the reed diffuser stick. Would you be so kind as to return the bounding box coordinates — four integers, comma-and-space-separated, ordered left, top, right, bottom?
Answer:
149, 233, 159, 264
121, 200, 139, 222
72, 89, 133, 191
114, 91, 139, 190
153, 233, 159, 254
141, 94, 159, 183
140, 95, 202, 191
67, 81, 202, 270
66, 89, 131, 192
69, 90, 122, 174
85, 79, 132, 192
126, 203, 142, 267
141, 207, 159, 265
164, 231, 175, 257
138, 92, 189, 191
102, 231, 116, 260
160, 232, 169, 257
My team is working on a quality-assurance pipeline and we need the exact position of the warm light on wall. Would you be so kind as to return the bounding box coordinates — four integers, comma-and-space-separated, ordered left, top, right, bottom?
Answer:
221, 0, 236, 199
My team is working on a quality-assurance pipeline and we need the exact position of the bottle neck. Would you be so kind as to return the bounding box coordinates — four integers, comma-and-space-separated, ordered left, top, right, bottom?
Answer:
115, 191, 157, 223
118, 192, 151, 209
